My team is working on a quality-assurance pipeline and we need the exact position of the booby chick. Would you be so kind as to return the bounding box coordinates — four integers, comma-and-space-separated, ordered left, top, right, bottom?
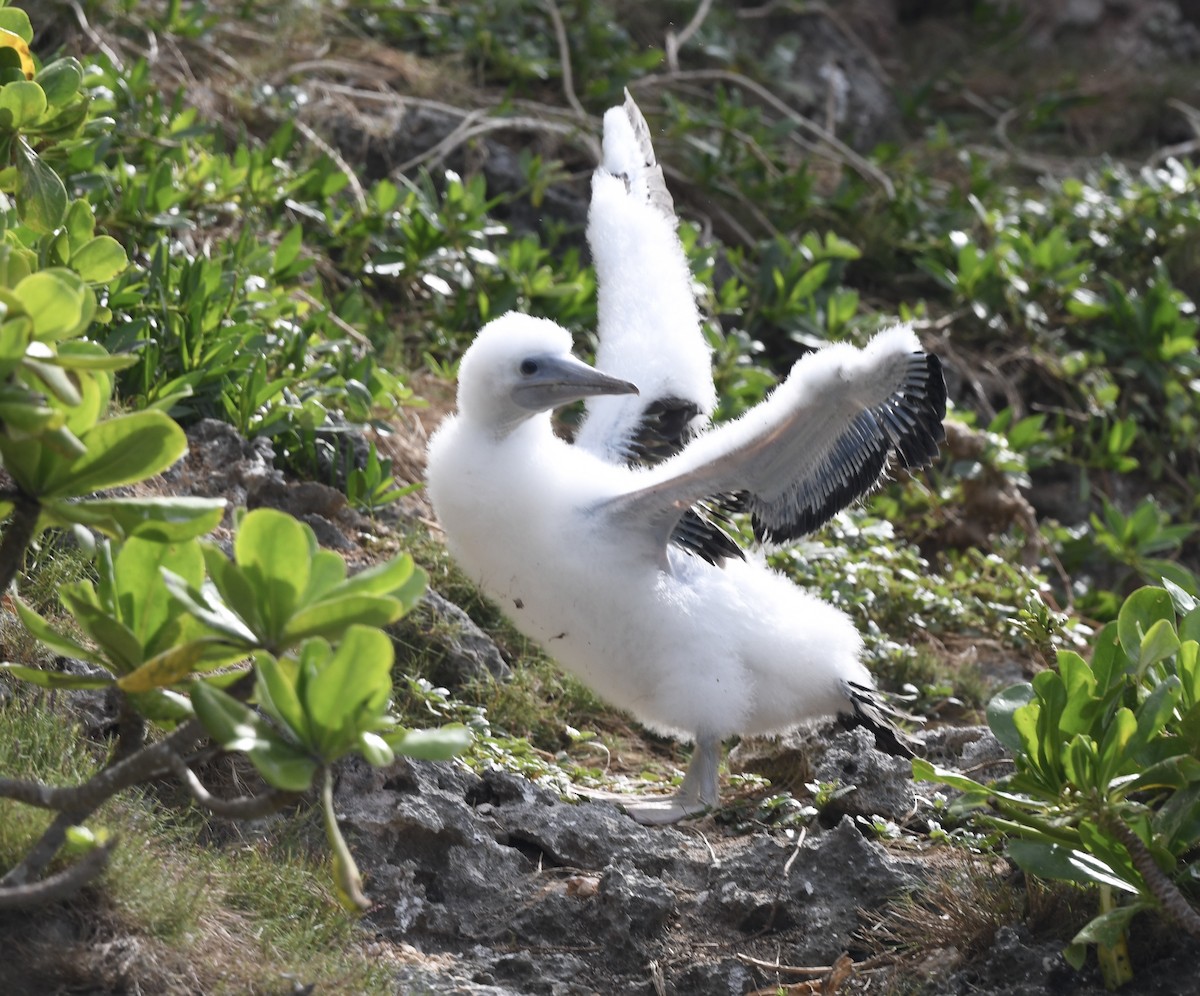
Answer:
426, 94, 946, 824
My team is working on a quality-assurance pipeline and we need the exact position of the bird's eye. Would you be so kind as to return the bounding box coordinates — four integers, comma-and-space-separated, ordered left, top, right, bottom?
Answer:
519, 359, 539, 376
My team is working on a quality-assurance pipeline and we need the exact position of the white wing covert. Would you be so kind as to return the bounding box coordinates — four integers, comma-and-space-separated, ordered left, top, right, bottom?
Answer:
604, 325, 947, 559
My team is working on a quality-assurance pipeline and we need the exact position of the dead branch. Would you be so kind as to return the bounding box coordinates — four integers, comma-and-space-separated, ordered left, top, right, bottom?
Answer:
166, 753, 302, 819
666, 0, 716, 72
543, 0, 586, 120
0, 838, 117, 909
635, 69, 895, 198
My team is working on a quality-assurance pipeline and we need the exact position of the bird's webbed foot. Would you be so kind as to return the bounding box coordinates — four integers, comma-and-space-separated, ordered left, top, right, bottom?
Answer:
620, 793, 712, 825
593, 734, 723, 826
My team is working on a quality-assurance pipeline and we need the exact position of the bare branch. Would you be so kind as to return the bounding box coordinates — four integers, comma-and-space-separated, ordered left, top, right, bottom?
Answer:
0, 719, 204, 886
0, 838, 117, 909
64, 0, 125, 70
394, 113, 592, 176
0, 494, 40, 597
292, 118, 369, 216
1104, 815, 1200, 941
635, 70, 895, 198
543, 0, 586, 120
666, 0, 716, 72
166, 752, 302, 819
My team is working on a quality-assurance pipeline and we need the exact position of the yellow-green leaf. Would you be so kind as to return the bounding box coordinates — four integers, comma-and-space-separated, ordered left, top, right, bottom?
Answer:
0, 25, 33, 77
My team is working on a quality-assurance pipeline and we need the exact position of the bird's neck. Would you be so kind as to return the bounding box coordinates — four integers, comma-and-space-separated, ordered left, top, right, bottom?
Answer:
484, 409, 553, 443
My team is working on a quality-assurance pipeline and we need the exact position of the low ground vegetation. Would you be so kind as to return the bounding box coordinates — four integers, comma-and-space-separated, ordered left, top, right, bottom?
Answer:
1, 0, 1199, 991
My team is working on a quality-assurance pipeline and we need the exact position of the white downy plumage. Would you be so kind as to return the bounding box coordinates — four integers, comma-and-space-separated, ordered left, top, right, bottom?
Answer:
426, 93, 946, 824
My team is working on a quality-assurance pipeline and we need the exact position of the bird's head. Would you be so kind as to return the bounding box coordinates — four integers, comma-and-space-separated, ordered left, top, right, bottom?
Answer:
455, 313, 638, 434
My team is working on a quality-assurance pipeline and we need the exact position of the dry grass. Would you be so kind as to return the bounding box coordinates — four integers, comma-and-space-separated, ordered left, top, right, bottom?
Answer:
860, 851, 1089, 988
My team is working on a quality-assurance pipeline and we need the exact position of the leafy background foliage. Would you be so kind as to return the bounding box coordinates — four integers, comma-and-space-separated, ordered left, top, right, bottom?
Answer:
2, 0, 1200, 991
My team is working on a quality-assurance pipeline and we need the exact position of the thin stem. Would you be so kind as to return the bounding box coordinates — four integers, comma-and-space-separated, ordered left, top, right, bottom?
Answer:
666, 0, 715, 72
543, 0, 585, 120
635, 68, 895, 198
1095, 883, 1134, 989
321, 766, 369, 912
166, 752, 301, 819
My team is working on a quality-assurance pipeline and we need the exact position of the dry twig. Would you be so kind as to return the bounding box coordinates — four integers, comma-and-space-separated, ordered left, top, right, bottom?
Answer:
635, 69, 895, 198
543, 0, 586, 120
666, 0, 716, 72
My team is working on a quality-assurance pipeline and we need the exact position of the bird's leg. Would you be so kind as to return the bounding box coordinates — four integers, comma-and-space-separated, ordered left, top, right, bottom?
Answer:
621, 734, 721, 826
677, 733, 721, 808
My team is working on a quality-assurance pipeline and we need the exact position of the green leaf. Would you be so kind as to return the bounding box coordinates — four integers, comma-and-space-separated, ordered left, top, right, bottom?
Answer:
1118, 586, 1175, 664
59, 588, 142, 673
22, 356, 81, 406
911, 757, 990, 795
1057, 651, 1099, 736
1129, 677, 1182, 758
0, 662, 113, 689
1130, 755, 1200, 793
190, 681, 318, 791
0, 79, 45, 128
245, 740, 319, 792
47, 496, 226, 541
333, 554, 425, 607
234, 508, 314, 642
1179, 641, 1200, 708
1070, 903, 1148, 949
1138, 618, 1180, 670
1182, 608, 1200, 647
1063, 735, 1098, 789
273, 223, 303, 273
199, 547, 263, 633
1090, 621, 1130, 692
113, 536, 205, 649
161, 569, 260, 646
1007, 839, 1140, 894
0, 8, 34, 43
13, 596, 104, 664
282, 594, 406, 645
43, 411, 186, 498
70, 236, 128, 283
303, 626, 394, 753
117, 640, 216, 693
256, 653, 308, 742
987, 682, 1035, 753
386, 724, 473, 761
127, 687, 194, 725
1097, 707, 1137, 787
300, 549, 346, 603
34, 57, 83, 107
190, 680, 271, 752
13, 269, 84, 341
13, 140, 67, 234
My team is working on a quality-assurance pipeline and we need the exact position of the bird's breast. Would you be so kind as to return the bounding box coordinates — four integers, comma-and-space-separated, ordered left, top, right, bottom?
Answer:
427, 424, 642, 643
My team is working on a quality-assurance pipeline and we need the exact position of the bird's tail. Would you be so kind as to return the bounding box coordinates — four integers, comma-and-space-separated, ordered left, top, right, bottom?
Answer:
839, 680, 923, 759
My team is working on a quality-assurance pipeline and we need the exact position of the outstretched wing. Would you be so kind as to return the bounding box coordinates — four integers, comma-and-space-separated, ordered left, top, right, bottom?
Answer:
574, 92, 738, 564
603, 324, 946, 561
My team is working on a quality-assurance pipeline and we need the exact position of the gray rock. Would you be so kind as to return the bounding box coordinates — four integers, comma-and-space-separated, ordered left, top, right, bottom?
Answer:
412, 591, 512, 685
814, 726, 916, 823
335, 755, 924, 993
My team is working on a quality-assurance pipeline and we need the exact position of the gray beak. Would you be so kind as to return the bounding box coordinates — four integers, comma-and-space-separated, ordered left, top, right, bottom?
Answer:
512, 353, 639, 412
